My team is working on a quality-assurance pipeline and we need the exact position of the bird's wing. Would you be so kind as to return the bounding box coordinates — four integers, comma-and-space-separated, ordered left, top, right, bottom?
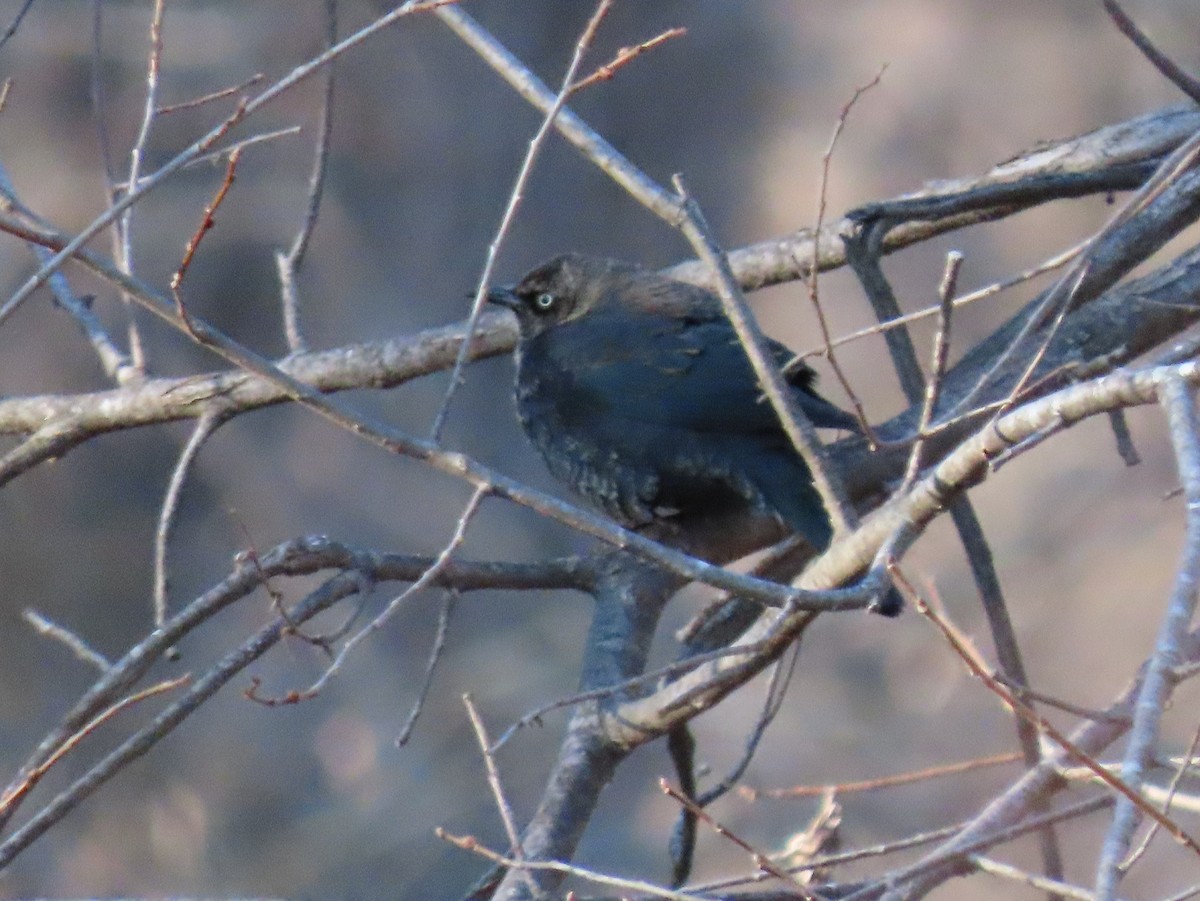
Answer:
546, 310, 858, 434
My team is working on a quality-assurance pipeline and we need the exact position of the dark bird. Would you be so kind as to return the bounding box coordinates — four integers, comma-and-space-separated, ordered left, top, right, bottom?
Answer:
489, 253, 896, 614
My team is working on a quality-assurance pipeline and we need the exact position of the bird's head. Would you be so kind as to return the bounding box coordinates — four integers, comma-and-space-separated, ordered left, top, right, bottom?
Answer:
487, 253, 652, 338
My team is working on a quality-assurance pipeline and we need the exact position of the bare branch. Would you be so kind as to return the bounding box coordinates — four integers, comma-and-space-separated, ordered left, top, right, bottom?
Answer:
901, 250, 962, 488
437, 827, 710, 900
972, 856, 1097, 901
301, 485, 489, 699
276, 0, 337, 355
1094, 376, 1200, 900
21, 609, 111, 672
395, 589, 458, 747
157, 72, 266, 115
464, 693, 532, 898
1103, 0, 1200, 103
154, 408, 229, 628
0, 0, 35, 53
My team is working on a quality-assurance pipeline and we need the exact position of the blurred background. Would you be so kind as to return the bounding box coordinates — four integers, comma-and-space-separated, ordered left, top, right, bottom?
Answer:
0, 1, 1198, 897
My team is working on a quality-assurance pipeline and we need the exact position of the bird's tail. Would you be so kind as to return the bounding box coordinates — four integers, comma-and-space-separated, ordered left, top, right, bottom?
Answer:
749, 455, 902, 617
743, 454, 833, 550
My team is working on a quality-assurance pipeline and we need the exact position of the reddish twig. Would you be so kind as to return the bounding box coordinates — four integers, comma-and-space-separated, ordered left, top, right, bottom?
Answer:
894, 564, 1200, 860
660, 777, 815, 898
740, 750, 1023, 801
157, 72, 265, 114
244, 675, 311, 707
170, 146, 243, 340
0, 674, 191, 813
570, 26, 686, 93
171, 146, 242, 296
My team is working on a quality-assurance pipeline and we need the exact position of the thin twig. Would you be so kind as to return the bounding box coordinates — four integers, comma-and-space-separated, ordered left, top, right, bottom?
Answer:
660, 778, 815, 897
697, 644, 799, 806
803, 64, 888, 442
1163, 882, 1200, 901
0, 0, 35, 53
463, 693, 529, 888
154, 408, 229, 628
571, 26, 686, 93
171, 147, 243, 296
740, 750, 1023, 800
973, 856, 1097, 901
116, 0, 169, 373
436, 828, 710, 900
1122, 721, 1200, 873
276, 0, 337, 354
1103, 0, 1200, 104
301, 483, 489, 698
115, 127, 301, 193
902, 251, 963, 489
395, 589, 457, 747
157, 72, 266, 114
170, 147, 243, 341
797, 239, 1086, 360
492, 637, 775, 752
428, 0, 617, 442
996, 673, 1130, 724
22, 609, 110, 672
90, 0, 117, 194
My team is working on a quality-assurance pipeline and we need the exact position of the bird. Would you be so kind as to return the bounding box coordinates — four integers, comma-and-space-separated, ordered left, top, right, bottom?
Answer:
488, 253, 898, 615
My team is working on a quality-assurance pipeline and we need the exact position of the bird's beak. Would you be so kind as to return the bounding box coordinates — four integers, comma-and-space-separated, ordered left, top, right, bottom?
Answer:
486, 285, 522, 311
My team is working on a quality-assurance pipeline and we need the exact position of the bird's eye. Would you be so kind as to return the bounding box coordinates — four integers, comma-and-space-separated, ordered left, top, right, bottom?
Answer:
534, 292, 557, 312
